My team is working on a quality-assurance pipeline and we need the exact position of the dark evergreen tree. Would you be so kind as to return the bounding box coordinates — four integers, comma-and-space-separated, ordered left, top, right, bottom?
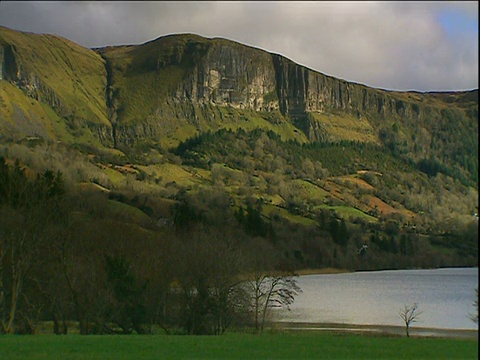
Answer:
338, 218, 349, 246
104, 254, 148, 334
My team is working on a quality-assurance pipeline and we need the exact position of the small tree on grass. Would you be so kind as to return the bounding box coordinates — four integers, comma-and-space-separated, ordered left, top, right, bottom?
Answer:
399, 303, 422, 337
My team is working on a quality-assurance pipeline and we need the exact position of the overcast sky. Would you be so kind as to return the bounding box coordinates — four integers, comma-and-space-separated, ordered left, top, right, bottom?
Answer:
0, 1, 478, 92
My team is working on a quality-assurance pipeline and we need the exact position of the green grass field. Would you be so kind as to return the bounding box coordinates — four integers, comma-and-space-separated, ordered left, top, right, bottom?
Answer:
0, 332, 477, 359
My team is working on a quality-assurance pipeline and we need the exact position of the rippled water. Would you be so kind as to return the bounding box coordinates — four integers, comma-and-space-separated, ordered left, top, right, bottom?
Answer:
273, 267, 478, 330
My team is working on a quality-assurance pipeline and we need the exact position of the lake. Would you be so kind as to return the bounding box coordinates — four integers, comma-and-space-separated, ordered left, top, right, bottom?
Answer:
272, 267, 478, 331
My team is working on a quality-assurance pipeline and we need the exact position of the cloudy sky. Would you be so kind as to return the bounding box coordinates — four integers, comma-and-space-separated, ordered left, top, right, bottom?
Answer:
0, 1, 478, 92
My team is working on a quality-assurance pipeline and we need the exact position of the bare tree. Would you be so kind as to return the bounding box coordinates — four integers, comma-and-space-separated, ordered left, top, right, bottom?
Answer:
174, 228, 250, 335
399, 303, 423, 337
469, 288, 478, 325
251, 271, 301, 333
245, 240, 300, 332
0, 161, 67, 334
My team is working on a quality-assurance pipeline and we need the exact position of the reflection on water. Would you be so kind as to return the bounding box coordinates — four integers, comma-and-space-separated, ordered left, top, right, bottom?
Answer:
273, 267, 479, 330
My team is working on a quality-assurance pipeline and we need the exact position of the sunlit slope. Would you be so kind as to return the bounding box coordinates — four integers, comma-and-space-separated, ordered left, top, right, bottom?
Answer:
0, 26, 110, 146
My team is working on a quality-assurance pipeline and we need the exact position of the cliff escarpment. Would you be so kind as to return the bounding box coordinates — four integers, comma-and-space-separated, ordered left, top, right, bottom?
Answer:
0, 27, 477, 183
101, 33, 473, 134
98, 34, 477, 178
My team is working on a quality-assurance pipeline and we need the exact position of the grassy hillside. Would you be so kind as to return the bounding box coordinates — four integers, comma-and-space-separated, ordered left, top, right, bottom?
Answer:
0, 26, 110, 147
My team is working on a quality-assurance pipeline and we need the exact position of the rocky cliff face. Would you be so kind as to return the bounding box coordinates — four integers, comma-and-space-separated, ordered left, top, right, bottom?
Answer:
0, 27, 477, 175
170, 37, 424, 120
175, 41, 279, 112
95, 34, 477, 185
101, 33, 445, 146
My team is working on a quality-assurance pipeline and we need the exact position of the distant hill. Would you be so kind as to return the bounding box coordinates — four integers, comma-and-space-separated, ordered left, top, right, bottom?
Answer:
0, 25, 478, 271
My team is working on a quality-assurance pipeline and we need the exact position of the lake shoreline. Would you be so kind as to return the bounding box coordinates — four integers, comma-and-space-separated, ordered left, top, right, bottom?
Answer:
269, 321, 479, 339
277, 268, 478, 333
295, 267, 351, 275
295, 266, 479, 276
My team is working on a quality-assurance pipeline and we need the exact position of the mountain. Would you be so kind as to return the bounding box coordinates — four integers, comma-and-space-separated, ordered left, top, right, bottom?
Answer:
0, 26, 478, 271
1, 27, 477, 182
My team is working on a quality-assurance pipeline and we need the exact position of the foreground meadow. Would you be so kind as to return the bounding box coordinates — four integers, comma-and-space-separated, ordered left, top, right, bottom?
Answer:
0, 332, 477, 359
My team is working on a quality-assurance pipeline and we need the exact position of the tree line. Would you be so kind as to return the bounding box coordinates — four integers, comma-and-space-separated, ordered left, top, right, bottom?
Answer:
0, 157, 300, 335
1, 153, 477, 334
